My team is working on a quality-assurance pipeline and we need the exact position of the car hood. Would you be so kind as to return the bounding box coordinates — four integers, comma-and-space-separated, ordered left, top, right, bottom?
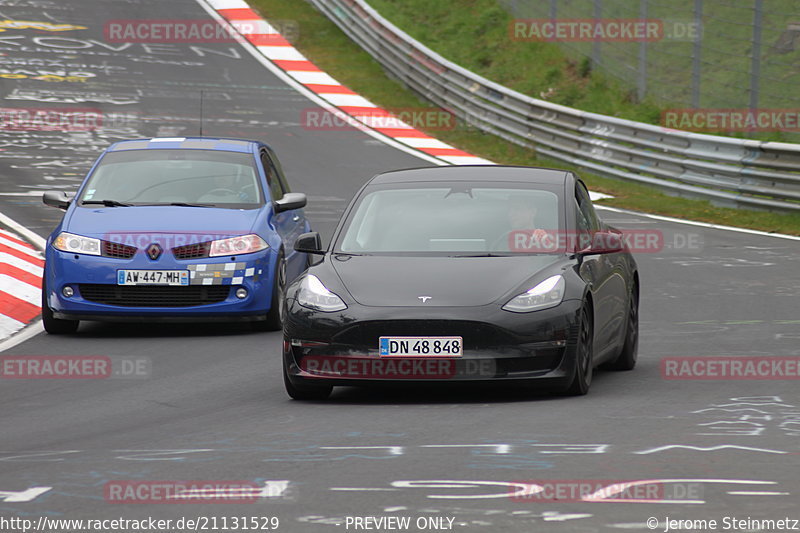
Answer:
64, 206, 260, 239
332, 255, 562, 307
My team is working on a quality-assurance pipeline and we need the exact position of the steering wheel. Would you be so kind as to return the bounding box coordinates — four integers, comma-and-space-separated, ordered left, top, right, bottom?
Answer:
489, 231, 514, 252
491, 229, 551, 253
240, 184, 256, 200
204, 188, 237, 197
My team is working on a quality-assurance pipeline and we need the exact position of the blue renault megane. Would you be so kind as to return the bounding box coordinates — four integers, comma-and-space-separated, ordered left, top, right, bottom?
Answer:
41, 137, 311, 334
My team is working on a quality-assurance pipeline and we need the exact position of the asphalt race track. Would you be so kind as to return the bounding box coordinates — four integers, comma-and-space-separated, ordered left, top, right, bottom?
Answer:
0, 0, 799, 532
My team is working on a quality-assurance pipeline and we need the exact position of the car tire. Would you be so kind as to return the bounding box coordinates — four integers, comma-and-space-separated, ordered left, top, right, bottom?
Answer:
283, 358, 332, 401
602, 285, 638, 371
563, 304, 593, 396
253, 251, 286, 332
41, 278, 79, 334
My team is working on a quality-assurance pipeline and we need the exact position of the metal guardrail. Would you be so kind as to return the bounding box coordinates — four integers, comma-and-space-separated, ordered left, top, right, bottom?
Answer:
309, 0, 800, 212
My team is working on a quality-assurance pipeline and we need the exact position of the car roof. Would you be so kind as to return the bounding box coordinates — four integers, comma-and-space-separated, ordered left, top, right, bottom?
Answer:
368, 165, 571, 185
107, 137, 263, 153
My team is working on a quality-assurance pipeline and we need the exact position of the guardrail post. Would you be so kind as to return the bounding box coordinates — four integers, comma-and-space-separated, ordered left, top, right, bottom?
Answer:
592, 0, 602, 69
749, 0, 763, 111
638, 0, 648, 102
691, 0, 703, 107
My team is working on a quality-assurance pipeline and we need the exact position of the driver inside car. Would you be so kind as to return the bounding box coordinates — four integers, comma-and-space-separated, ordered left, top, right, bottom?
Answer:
501, 196, 549, 252
198, 173, 254, 204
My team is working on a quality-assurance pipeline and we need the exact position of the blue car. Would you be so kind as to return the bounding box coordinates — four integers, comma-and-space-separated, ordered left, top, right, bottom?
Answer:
41, 137, 311, 334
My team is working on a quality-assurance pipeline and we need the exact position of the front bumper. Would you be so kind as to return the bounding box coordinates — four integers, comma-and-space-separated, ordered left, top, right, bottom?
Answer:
45, 247, 277, 320
283, 298, 583, 387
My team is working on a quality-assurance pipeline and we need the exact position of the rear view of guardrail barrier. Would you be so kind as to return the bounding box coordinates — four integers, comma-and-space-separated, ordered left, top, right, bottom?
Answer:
309, 0, 800, 212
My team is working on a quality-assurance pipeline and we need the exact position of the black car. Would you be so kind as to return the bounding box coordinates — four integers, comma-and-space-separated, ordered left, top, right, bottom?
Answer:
282, 166, 639, 399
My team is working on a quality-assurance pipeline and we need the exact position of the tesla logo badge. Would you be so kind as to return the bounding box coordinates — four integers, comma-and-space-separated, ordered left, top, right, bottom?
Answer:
418, 296, 432, 303
146, 243, 162, 260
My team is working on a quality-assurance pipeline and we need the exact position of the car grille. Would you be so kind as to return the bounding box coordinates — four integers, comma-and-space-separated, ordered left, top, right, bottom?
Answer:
327, 320, 563, 374
332, 320, 509, 349
102, 241, 137, 259
173, 242, 211, 260
78, 284, 230, 307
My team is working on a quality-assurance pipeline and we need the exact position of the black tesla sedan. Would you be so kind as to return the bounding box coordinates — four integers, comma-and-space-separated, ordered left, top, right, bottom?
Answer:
282, 166, 639, 399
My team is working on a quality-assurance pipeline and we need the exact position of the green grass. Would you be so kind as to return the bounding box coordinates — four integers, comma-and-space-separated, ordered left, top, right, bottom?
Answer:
369, 0, 800, 142
413, 0, 800, 143
369, 0, 663, 124
247, 0, 800, 235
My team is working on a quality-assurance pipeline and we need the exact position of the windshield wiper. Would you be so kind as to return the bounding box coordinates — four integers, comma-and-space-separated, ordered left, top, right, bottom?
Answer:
82, 199, 133, 207
450, 253, 512, 257
134, 202, 215, 207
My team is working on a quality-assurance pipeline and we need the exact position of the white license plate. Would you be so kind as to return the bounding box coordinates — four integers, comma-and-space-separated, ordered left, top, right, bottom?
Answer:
117, 270, 189, 286
379, 336, 463, 357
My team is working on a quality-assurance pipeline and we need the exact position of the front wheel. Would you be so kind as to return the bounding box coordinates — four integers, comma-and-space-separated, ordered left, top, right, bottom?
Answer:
563, 304, 593, 396
252, 251, 286, 332
41, 278, 79, 334
283, 358, 332, 401
603, 287, 638, 371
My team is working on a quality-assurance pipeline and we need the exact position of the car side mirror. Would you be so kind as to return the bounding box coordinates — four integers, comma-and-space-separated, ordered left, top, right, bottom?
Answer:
294, 232, 324, 255
578, 230, 626, 254
43, 191, 72, 210
274, 192, 307, 213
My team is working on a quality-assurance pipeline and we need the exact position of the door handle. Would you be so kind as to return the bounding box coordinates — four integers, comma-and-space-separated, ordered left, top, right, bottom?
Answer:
292, 215, 300, 222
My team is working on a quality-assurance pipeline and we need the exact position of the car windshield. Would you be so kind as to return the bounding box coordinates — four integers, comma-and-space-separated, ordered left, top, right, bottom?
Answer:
337, 184, 562, 255
78, 149, 263, 209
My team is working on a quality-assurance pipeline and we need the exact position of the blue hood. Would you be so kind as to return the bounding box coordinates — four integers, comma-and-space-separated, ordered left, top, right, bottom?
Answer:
64, 206, 261, 238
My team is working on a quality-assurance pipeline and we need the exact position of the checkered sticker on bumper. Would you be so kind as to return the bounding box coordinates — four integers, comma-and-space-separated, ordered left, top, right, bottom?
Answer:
187, 262, 258, 285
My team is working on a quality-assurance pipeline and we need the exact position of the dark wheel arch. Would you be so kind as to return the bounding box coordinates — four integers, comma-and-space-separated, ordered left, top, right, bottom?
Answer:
602, 277, 639, 371
562, 298, 594, 396
41, 275, 79, 334
253, 248, 286, 331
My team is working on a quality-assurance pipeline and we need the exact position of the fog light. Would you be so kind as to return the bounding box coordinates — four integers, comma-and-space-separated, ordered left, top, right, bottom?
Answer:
62, 286, 74, 298
235, 287, 248, 299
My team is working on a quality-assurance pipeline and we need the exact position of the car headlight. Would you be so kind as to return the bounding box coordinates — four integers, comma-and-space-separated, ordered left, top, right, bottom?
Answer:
53, 232, 101, 256
297, 274, 347, 312
502, 275, 565, 313
209, 234, 268, 257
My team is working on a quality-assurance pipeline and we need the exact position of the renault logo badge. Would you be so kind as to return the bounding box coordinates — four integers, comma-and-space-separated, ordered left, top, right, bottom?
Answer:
146, 243, 162, 260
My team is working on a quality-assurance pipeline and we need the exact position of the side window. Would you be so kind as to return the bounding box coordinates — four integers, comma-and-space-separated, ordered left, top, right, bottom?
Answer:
261, 151, 284, 202
574, 181, 600, 231
266, 148, 291, 194
575, 198, 590, 232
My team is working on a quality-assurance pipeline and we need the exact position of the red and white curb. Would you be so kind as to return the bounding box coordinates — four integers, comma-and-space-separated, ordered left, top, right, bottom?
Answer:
200, 0, 612, 202
203, 0, 492, 166
0, 226, 42, 339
